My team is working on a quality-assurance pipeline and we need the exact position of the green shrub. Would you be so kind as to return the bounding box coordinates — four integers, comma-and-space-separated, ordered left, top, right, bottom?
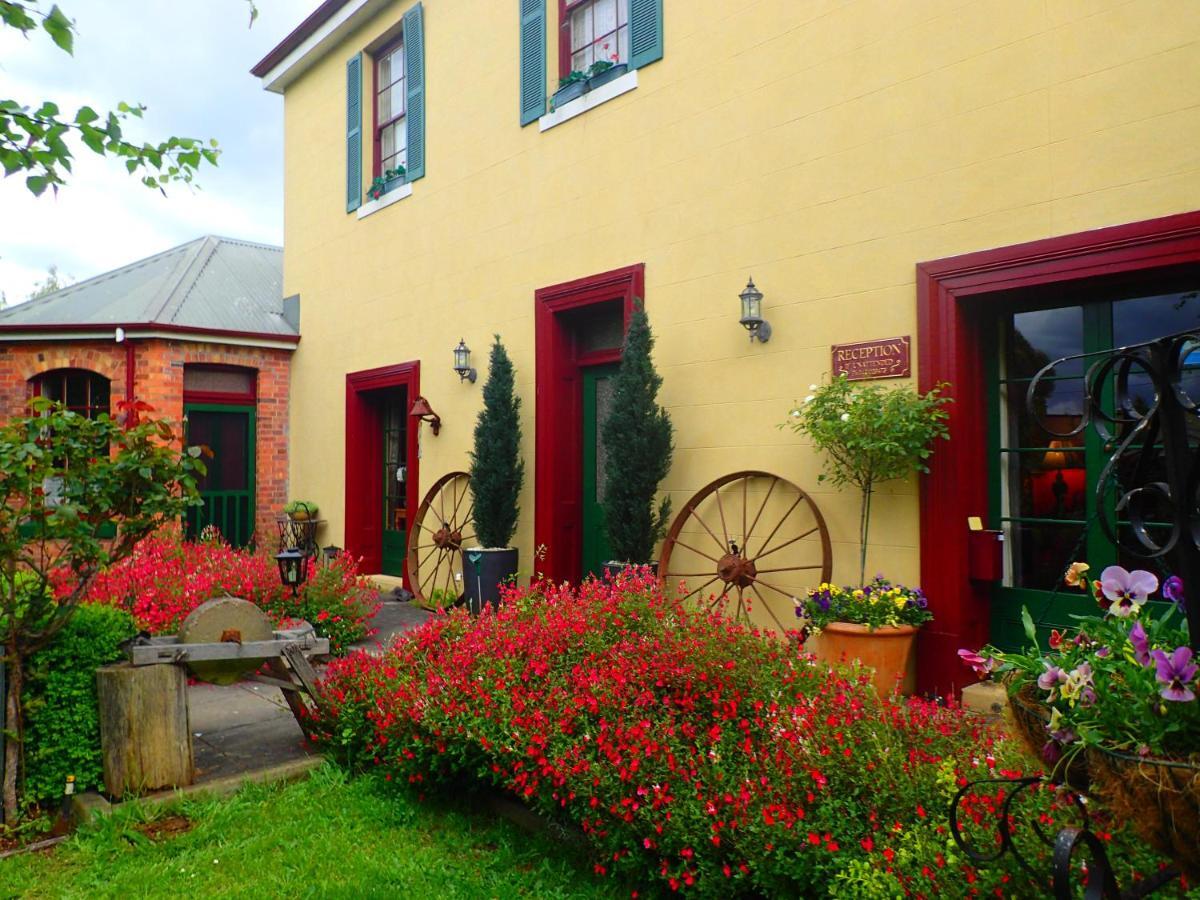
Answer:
22, 604, 136, 807
468, 337, 524, 549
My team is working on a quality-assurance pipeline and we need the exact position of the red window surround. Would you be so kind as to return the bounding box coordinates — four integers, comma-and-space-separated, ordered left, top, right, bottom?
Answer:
915, 209, 1200, 698
558, 0, 627, 79
371, 36, 406, 179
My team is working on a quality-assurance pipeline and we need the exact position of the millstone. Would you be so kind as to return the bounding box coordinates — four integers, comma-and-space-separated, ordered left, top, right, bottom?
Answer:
178, 596, 274, 685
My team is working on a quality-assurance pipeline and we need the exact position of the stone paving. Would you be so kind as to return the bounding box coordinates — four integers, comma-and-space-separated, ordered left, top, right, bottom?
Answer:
189, 597, 431, 782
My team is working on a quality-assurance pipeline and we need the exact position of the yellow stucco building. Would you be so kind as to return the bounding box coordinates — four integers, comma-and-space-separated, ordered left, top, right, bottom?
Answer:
255, 0, 1200, 692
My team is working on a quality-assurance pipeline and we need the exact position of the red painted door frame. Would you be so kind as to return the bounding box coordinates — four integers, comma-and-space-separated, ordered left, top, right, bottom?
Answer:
345, 361, 421, 579
916, 210, 1200, 696
534, 263, 643, 582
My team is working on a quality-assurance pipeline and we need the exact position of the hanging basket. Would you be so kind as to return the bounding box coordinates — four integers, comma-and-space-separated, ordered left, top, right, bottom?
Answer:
1006, 682, 1090, 791
1087, 746, 1200, 882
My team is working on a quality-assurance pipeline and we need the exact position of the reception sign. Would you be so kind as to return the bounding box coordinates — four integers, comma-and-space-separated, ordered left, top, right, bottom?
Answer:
832, 336, 911, 381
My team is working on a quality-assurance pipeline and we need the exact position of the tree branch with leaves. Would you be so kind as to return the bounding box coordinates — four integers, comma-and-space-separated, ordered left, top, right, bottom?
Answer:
0, 1, 223, 197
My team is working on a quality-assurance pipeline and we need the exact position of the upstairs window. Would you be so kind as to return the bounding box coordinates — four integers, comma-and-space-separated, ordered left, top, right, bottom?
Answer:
562, 0, 628, 76
374, 39, 407, 177
33, 369, 110, 419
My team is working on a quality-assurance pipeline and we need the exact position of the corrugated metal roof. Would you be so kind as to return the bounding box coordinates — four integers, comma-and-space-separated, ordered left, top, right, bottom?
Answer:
0, 236, 292, 336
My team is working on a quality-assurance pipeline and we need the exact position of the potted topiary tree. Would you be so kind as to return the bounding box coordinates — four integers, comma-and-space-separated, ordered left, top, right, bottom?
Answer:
600, 303, 674, 577
785, 375, 950, 695
465, 336, 524, 614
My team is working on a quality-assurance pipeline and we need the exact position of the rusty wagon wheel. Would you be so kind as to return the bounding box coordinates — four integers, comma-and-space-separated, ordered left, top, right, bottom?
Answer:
658, 471, 832, 632
406, 471, 474, 609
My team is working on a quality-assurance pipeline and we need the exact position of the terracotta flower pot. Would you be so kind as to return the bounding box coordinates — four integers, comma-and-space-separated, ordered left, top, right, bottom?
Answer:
807, 622, 918, 697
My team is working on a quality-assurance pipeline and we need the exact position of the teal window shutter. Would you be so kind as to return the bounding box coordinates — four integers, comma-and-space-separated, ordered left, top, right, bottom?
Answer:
629, 0, 663, 70
346, 52, 363, 213
403, 2, 425, 181
519, 0, 546, 126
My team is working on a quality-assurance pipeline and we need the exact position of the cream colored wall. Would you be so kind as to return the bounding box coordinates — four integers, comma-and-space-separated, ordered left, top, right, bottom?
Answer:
282, 0, 1200, 610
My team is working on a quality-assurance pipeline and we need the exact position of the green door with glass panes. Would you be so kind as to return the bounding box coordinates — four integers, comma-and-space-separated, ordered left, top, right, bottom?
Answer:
987, 279, 1200, 650
381, 390, 409, 577
184, 404, 256, 548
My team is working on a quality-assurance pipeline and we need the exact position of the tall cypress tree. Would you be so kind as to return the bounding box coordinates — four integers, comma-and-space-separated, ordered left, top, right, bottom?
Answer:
469, 336, 524, 548
601, 303, 674, 563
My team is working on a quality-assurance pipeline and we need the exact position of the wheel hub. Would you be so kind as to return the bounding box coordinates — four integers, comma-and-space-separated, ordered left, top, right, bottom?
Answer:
433, 524, 463, 551
717, 552, 757, 588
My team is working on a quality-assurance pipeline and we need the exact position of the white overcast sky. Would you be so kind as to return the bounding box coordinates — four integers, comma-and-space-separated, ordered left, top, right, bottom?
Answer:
0, 0, 304, 303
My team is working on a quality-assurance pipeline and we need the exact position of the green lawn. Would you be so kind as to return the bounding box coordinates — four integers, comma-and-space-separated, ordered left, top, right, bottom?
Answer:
0, 766, 616, 899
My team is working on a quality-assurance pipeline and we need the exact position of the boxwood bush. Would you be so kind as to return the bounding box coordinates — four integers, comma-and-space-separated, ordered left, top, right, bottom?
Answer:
22, 604, 136, 807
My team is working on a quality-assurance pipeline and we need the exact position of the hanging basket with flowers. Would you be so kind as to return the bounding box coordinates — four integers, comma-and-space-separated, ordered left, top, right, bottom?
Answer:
962, 563, 1199, 880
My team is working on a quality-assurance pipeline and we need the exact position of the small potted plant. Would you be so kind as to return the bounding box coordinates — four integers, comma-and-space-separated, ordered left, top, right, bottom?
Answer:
551, 70, 588, 109
962, 565, 1199, 881
796, 577, 932, 696
284, 500, 318, 522
584, 52, 627, 92
600, 302, 673, 577
365, 165, 406, 202
465, 336, 524, 614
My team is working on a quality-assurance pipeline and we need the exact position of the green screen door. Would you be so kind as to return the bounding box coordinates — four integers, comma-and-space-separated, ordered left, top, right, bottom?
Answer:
582, 364, 619, 577
381, 389, 408, 577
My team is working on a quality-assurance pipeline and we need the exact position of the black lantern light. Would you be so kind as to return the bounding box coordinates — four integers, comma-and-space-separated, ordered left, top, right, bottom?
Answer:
452, 338, 477, 383
738, 277, 772, 343
275, 547, 310, 597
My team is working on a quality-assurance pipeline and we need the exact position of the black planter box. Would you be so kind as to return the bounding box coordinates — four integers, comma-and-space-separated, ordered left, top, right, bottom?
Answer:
585, 63, 628, 93
551, 80, 587, 109
602, 561, 659, 580
463, 547, 519, 615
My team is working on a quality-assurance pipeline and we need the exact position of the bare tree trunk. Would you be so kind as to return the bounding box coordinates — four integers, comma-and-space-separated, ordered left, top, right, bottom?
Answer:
3, 644, 22, 824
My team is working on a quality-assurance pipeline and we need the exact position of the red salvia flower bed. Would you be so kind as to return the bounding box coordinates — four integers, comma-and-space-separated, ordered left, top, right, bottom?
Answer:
309, 571, 1190, 896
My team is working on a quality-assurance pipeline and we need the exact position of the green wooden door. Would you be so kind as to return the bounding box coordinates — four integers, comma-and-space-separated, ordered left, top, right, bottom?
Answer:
987, 283, 1200, 649
185, 404, 256, 548
581, 364, 619, 577
381, 391, 409, 577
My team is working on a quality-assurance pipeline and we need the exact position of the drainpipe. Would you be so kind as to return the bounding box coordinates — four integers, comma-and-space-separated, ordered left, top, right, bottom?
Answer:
116, 327, 136, 427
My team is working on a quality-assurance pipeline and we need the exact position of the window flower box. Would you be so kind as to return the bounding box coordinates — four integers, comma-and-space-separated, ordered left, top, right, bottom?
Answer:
550, 72, 587, 110
366, 167, 406, 202
585, 61, 627, 92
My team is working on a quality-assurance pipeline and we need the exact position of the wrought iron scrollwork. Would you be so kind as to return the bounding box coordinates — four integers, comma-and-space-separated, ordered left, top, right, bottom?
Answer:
1026, 328, 1200, 651
949, 774, 1179, 899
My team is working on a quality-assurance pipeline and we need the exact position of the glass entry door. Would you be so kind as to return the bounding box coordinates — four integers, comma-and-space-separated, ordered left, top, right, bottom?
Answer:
581, 364, 619, 577
381, 388, 409, 577
988, 280, 1200, 649
185, 404, 255, 548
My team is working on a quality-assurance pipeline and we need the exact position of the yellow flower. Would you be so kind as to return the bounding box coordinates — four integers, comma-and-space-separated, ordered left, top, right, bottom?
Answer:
1064, 562, 1090, 588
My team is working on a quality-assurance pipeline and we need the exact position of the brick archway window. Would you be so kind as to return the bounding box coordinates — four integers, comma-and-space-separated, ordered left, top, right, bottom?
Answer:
32, 369, 110, 419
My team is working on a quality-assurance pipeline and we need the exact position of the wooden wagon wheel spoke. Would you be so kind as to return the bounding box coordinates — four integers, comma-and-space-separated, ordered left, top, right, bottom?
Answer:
667, 537, 721, 564
407, 472, 472, 606
745, 493, 804, 561
750, 583, 788, 632
752, 526, 820, 563
688, 505, 729, 554
743, 476, 779, 548
714, 485, 731, 548
659, 471, 832, 634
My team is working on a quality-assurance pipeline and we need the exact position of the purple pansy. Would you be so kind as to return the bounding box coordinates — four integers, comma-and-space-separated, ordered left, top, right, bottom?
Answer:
1163, 575, 1187, 613
1099, 566, 1158, 618
1037, 664, 1067, 695
1129, 621, 1151, 666
1152, 647, 1198, 703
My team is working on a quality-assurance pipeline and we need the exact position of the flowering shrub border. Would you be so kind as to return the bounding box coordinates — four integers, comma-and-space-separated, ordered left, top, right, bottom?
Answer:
310, 572, 1187, 896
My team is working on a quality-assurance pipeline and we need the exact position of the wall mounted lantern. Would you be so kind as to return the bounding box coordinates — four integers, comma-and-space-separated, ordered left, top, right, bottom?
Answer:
738, 277, 772, 343
453, 339, 477, 383
410, 395, 442, 436
274, 547, 310, 597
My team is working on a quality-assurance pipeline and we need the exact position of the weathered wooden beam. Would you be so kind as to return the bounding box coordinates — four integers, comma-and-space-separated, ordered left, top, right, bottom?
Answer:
96, 662, 193, 796
128, 636, 329, 666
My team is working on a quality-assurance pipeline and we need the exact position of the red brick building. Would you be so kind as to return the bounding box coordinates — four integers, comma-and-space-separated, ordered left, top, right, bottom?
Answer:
0, 236, 297, 546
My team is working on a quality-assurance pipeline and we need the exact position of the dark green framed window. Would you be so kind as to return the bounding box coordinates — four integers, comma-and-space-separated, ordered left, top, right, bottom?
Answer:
987, 272, 1200, 649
